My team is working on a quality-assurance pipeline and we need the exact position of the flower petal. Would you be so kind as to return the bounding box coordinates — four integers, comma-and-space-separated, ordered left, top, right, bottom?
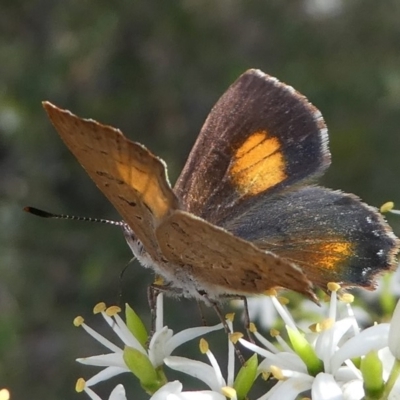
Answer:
77, 353, 125, 368
330, 323, 390, 373
258, 353, 307, 375
174, 391, 227, 400
264, 376, 313, 400
80, 323, 122, 354
315, 317, 354, 373
165, 323, 223, 356
109, 384, 127, 400
150, 381, 183, 400
311, 373, 343, 400
389, 299, 400, 359
148, 326, 174, 367
340, 379, 364, 400
85, 366, 128, 386
165, 356, 222, 392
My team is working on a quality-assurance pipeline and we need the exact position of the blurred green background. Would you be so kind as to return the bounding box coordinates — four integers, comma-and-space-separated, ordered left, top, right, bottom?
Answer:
2, 1, 400, 399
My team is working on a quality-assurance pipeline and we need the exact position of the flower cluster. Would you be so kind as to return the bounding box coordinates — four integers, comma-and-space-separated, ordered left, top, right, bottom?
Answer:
73, 275, 400, 400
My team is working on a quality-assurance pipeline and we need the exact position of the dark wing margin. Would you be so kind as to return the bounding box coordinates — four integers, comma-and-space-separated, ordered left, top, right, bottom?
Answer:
223, 186, 400, 290
174, 69, 330, 224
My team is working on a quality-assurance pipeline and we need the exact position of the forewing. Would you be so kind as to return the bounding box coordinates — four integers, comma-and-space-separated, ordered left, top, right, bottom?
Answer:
174, 69, 330, 224
43, 102, 179, 256
155, 210, 316, 300
223, 186, 399, 289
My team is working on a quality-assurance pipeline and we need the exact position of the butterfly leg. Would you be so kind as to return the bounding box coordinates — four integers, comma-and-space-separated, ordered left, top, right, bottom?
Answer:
147, 282, 168, 339
147, 281, 183, 338
196, 299, 208, 327
201, 292, 246, 365
221, 294, 254, 343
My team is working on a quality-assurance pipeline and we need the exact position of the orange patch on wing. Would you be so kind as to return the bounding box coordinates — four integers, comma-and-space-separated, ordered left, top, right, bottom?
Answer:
115, 159, 171, 220
305, 241, 354, 270
230, 130, 286, 195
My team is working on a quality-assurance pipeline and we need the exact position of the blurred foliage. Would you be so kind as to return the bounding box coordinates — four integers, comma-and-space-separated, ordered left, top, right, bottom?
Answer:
1, 0, 400, 399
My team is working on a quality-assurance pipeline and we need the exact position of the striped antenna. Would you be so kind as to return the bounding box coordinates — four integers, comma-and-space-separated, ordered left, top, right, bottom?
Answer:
23, 206, 124, 227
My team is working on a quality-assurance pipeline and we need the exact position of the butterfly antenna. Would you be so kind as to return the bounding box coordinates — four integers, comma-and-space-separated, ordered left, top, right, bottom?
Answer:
23, 206, 124, 227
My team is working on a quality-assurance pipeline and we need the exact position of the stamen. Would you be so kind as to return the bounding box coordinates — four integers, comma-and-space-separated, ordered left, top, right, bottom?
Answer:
380, 201, 394, 213
261, 371, 271, 380
327, 282, 341, 292
73, 316, 84, 327
339, 293, 354, 303
199, 338, 209, 354
309, 322, 322, 333
270, 329, 280, 337
93, 302, 106, 314
277, 296, 289, 305
264, 289, 278, 297
320, 318, 334, 331
154, 276, 164, 285
106, 306, 122, 316
270, 365, 285, 380
75, 378, 86, 392
221, 386, 237, 399
225, 313, 235, 322
249, 322, 257, 333
229, 332, 244, 344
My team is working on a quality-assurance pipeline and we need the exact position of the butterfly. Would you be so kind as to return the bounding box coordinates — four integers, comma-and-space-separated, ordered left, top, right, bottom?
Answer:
40, 69, 399, 302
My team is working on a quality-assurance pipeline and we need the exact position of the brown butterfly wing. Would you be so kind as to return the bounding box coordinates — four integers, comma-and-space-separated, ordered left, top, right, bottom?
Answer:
174, 69, 330, 225
223, 186, 400, 290
156, 210, 316, 300
43, 102, 179, 257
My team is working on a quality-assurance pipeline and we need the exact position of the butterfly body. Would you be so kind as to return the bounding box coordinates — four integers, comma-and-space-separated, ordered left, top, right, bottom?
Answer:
41, 69, 399, 302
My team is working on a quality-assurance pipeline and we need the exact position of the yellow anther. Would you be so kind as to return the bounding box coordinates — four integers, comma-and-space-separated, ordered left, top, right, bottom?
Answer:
327, 282, 341, 292
221, 386, 237, 399
154, 276, 164, 285
73, 316, 84, 327
320, 318, 334, 331
270, 328, 280, 337
229, 332, 244, 344
105, 306, 122, 316
225, 313, 235, 322
339, 293, 354, 303
249, 322, 257, 333
380, 201, 394, 213
277, 296, 290, 305
75, 378, 86, 393
199, 338, 209, 354
261, 371, 271, 380
309, 322, 322, 333
93, 302, 106, 314
270, 365, 285, 380
264, 289, 277, 297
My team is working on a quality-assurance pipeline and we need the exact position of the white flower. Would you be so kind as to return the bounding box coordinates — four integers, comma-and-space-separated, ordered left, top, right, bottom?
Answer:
150, 380, 226, 400
389, 297, 400, 359
75, 381, 126, 400
240, 284, 400, 399
75, 294, 223, 393
165, 317, 238, 399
